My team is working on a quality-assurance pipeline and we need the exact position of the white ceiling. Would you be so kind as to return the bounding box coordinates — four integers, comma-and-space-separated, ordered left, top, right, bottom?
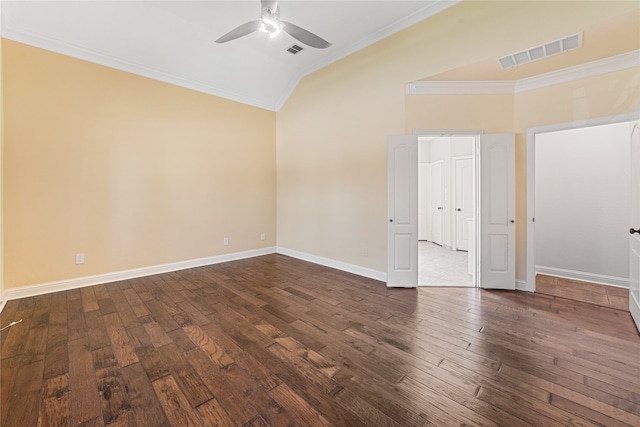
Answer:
1, 0, 459, 111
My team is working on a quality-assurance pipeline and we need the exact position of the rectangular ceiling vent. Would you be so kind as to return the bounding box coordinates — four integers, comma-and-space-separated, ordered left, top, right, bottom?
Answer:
286, 44, 304, 55
498, 32, 583, 70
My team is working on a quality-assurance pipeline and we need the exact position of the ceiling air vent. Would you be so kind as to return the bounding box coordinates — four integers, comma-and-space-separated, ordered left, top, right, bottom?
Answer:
286, 44, 304, 55
498, 32, 583, 69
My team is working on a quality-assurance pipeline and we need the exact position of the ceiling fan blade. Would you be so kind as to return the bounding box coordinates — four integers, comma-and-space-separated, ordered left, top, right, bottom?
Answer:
282, 21, 331, 49
215, 20, 262, 44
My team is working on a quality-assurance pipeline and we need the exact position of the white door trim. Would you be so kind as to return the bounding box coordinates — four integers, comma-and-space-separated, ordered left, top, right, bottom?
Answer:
418, 163, 431, 241
629, 121, 640, 332
526, 111, 640, 292
429, 160, 444, 246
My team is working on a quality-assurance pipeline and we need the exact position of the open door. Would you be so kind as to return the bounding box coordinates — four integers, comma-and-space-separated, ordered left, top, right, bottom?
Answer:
480, 133, 516, 290
387, 135, 418, 287
629, 122, 640, 332
455, 156, 473, 251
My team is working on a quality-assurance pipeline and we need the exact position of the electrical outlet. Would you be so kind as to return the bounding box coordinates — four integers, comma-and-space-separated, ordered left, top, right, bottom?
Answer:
75, 253, 85, 265
223, 237, 229, 246
362, 246, 369, 257
261, 233, 265, 241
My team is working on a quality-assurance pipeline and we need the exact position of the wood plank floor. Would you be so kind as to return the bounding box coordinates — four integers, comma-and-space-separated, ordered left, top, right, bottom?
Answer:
536, 274, 630, 310
1, 254, 639, 426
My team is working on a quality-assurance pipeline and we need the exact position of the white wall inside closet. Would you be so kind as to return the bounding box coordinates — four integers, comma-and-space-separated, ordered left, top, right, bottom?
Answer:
535, 122, 631, 287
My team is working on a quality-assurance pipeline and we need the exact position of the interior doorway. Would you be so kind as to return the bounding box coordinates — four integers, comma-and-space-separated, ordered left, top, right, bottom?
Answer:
417, 135, 477, 287
388, 132, 515, 289
526, 115, 638, 294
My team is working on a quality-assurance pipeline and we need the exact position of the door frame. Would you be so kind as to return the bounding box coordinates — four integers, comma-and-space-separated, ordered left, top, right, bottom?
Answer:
630, 121, 640, 332
418, 163, 431, 241
429, 159, 444, 246
413, 130, 481, 287
525, 112, 640, 292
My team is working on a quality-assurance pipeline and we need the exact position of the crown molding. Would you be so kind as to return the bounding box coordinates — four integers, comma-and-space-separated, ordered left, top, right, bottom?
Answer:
276, 0, 462, 110
298, 0, 462, 80
514, 49, 640, 93
2, 23, 281, 111
2, 0, 461, 113
408, 50, 640, 96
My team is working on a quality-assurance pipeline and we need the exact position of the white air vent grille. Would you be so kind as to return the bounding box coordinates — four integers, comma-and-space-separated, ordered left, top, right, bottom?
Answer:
286, 44, 304, 55
498, 32, 583, 69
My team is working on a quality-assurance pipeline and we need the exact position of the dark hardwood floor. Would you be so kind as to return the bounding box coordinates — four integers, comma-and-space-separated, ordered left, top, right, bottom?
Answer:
1, 254, 639, 426
536, 274, 630, 310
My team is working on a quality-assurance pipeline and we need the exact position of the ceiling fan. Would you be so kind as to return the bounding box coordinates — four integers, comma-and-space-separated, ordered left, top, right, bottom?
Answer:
215, 0, 332, 49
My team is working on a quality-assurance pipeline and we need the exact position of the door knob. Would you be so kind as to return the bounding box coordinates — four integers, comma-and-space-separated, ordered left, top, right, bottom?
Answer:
437, 207, 443, 210
631, 228, 640, 235
456, 208, 461, 212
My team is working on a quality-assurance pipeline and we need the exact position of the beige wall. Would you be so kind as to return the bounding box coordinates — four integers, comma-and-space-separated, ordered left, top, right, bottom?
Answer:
514, 69, 640, 131
405, 94, 515, 133
276, 57, 404, 271
3, 40, 276, 289
2, 1, 638, 291
405, 68, 640, 281
277, 1, 640, 280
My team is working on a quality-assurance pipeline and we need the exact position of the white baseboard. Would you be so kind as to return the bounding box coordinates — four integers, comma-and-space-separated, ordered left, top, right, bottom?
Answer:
0, 247, 277, 307
276, 247, 387, 282
535, 266, 629, 289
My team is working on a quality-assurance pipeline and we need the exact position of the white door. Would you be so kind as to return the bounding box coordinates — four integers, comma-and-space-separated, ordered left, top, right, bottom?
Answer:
629, 122, 640, 331
455, 157, 473, 251
387, 135, 418, 288
480, 134, 516, 290
430, 161, 444, 246
418, 163, 431, 241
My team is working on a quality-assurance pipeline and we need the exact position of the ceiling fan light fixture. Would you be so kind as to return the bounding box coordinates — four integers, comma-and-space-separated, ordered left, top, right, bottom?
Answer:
215, 0, 331, 48
269, 27, 282, 38
261, 17, 282, 33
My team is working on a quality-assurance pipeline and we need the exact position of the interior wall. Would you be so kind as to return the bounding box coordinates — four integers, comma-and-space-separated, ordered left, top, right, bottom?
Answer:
3, 40, 276, 289
277, 0, 638, 279
535, 122, 630, 284
408, 70, 639, 282
405, 94, 516, 134
516, 67, 640, 282
3, 2, 638, 291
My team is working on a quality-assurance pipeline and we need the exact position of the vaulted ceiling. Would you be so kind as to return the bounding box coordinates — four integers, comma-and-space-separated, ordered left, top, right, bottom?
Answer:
1, 0, 460, 111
